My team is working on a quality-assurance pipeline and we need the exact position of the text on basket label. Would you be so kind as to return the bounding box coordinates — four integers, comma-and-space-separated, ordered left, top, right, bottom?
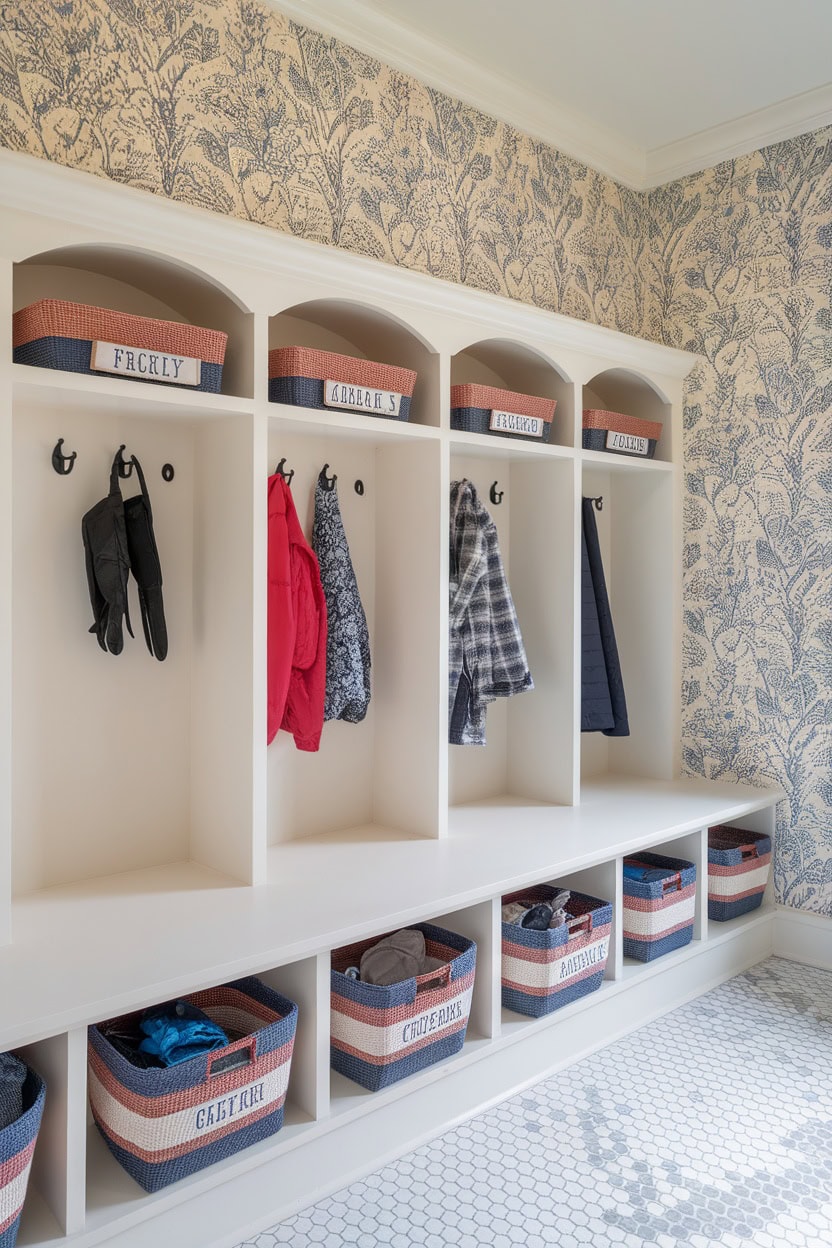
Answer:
490, 409, 545, 438
557, 935, 609, 982
325, 379, 402, 416
193, 1080, 265, 1132
90, 341, 201, 386
401, 997, 464, 1045
606, 430, 649, 455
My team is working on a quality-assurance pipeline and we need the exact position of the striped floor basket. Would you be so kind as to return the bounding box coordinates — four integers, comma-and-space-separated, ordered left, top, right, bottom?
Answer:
331, 923, 476, 1091
88, 978, 298, 1193
708, 825, 772, 921
502, 886, 612, 1018
622, 853, 697, 962
0, 1065, 45, 1248
13, 299, 228, 393
269, 346, 416, 420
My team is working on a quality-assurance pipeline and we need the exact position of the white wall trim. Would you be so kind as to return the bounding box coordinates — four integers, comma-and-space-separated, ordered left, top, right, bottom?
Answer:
772, 904, 832, 972
644, 82, 832, 187
270, 1, 832, 191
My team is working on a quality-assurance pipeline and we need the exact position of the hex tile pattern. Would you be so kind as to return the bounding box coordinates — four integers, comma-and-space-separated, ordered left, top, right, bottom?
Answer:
236, 957, 832, 1247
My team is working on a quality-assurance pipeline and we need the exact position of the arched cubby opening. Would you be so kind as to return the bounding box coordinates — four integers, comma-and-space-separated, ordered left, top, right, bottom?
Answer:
582, 368, 672, 463
269, 299, 440, 427
13, 245, 254, 398
451, 338, 573, 448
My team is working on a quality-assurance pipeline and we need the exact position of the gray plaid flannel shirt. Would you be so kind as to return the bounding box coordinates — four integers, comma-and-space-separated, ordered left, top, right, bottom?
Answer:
449, 480, 533, 745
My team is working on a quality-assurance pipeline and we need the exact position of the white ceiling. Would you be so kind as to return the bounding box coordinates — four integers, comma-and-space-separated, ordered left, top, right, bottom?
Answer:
275, 0, 832, 187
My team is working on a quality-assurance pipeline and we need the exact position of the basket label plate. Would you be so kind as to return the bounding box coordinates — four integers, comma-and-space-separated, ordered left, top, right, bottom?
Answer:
606, 429, 649, 455
557, 934, 609, 983
91, 341, 202, 386
490, 409, 545, 438
325, 379, 402, 416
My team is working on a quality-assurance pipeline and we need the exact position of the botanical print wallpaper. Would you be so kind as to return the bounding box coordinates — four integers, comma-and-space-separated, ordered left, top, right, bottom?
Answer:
649, 133, 832, 915
0, 2, 831, 915
0, 0, 652, 337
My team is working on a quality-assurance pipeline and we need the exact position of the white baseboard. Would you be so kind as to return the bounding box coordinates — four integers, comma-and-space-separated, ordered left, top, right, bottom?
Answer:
772, 904, 832, 971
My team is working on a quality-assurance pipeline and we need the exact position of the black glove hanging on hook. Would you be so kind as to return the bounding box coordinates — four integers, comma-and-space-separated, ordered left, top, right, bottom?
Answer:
81, 450, 133, 655
123, 455, 168, 662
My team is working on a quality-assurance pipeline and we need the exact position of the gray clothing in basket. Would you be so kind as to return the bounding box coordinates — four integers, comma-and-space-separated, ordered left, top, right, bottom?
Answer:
0, 1051, 26, 1130
312, 480, 371, 723
449, 480, 532, 745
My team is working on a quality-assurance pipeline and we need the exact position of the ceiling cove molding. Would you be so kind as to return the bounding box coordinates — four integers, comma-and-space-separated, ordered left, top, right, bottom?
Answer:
644, 82, 832, 187
269, 0, 647, 188
270, 1, 832, 192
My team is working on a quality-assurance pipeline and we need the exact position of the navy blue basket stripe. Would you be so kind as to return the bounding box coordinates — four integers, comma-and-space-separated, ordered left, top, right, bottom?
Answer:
14, 339, 223, 393
582, 428, 657, 458
269, 375, 411, 420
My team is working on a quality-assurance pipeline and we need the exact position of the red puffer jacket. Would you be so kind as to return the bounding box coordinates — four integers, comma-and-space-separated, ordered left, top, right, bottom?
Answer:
267, 474, 327, 750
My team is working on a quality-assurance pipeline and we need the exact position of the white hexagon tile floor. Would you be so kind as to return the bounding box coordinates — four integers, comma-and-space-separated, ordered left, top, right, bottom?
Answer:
236, 957, 832, 1247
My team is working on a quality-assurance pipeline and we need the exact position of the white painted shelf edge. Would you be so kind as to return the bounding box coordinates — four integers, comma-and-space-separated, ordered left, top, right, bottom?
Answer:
2, 776, 781, 1050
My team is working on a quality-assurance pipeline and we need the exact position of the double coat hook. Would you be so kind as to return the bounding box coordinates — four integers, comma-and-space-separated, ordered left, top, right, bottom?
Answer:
51, 438, 77, 476
489, 481, 504, 505
275, 457, 294, 486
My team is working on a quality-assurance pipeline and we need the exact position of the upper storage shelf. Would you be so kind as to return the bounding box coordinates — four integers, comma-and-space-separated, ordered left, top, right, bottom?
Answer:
451, 338, 573, 448
269, 299, 439, 427
582, 368, 673, 464
12, 245, 254, 399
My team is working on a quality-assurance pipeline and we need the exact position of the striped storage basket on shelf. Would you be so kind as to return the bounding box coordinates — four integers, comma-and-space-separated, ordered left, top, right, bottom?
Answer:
88, 978, 298, 1193
269, 347, 417, 421
622, 853, 697, 962
13, 299, 227, 393
501, 886, 612, 1018
0, 1064, 45, 1248
708, 825, 772, 921
582, 409, 662, 458
451, 383, 556, 443
331, 923, 476, 1092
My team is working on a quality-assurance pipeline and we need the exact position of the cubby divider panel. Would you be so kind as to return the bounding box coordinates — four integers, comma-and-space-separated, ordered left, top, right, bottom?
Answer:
267, 428, 443, 845
13, 246, 254, 399
449, 452, 576, 808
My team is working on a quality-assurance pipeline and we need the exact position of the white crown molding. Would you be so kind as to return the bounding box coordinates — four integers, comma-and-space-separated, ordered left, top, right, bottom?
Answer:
644, 81, 832, 187
268, 0, 646, 188
270, 1, 832, 192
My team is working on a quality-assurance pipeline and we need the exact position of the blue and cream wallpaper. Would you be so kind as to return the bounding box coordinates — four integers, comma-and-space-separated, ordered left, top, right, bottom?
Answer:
0, 1, 830, 914
651, 138, 832, 915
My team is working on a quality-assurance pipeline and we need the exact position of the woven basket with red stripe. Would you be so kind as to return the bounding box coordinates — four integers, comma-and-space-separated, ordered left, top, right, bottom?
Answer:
0, 1064, 45, 1248
582, 409, 662, 458
708, 825, 771, 921
502, 885, 612, 1018
451, 383, 556, 443
88, 978, 297, 1193
330, 923, 476, 1091
622, 853, 696, 962
13, 299, 227, 393
269, 346, 417, 420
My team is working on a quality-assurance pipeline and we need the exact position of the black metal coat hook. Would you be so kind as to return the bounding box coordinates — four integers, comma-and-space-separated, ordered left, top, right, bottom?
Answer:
590, 495, 604, 511
275, 457, 294, 486
162, 463, 175, 483
489, 481, 504, 505
319, 464, 337, 492
354, 479, 364, 496
51, 438, 77, 476
115, 444, 135, 479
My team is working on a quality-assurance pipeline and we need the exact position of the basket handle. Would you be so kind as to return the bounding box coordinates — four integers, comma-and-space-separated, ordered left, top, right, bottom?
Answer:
662, 873, 683, 893
566, 914, 592, 936
415, 964, 451, 993
206, 1036, 257, 1079
740, 846, 759, 859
